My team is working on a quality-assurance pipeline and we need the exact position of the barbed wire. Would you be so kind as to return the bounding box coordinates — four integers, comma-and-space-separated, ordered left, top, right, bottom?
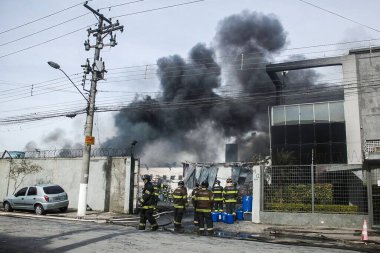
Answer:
1, 148, 131, 159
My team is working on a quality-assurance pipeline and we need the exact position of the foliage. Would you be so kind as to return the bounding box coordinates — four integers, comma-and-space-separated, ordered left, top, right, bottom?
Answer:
9, 159, 42, 194
272, 148, 297, 165
264, 183, 357, 214
265, 203, 358, 214
266, 183, 333, 205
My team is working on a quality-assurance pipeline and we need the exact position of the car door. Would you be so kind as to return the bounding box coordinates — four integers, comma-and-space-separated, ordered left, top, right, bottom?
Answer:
24, 186, 38, 210
12, 187, 28, 209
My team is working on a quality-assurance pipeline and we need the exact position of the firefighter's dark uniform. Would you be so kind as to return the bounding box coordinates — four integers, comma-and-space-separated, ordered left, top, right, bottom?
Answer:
172, 186, 188, 231
212, 184, 224, 212
195, 186, 213, 235
152, 182, 160, 207
138, 181, 159, 231
224, 183, 238, 217
191, 186, 200, 226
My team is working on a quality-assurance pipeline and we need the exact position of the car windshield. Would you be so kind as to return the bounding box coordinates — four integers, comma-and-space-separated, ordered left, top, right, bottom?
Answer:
43, 185, 64, 194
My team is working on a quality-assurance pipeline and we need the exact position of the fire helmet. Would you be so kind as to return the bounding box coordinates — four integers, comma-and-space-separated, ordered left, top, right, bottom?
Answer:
201, 181, 209, 188
178, 181, 184, 186
142, 174, 151, 181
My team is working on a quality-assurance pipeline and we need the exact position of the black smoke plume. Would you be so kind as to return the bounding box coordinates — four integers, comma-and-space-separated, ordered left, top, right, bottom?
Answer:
103, 10, 320, 165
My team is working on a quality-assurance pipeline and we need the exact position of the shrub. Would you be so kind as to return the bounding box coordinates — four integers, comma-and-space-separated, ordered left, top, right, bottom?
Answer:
265, 203, 358, 214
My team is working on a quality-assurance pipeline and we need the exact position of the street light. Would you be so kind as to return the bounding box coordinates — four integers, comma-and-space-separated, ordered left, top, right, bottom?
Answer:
48, 61, 93, 218
48, 61, 89, 102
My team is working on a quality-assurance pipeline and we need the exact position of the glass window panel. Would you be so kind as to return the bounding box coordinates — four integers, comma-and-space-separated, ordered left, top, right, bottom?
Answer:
301, 124, 314, 143
331, 143, 347, 163
315, 123, 330, 143
315, 103, 329, 123
331, 123, 346, 142
285, 105, 299, 125
286, 125, 300, 144
285, 144, 301, 165
329, 102, 345, 122
316, 144, 331, 164
300, 104, 314, 124
300, 144, 314, 164
272, 106, 285, 126
271, 126, 286, 145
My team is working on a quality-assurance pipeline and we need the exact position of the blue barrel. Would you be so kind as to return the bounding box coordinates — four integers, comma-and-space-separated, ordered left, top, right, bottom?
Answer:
221, 212, 227, 223
211, 212, 218, 222
236, 210, 244, 220
242, 195, 253, 212
226, 213, 234, 224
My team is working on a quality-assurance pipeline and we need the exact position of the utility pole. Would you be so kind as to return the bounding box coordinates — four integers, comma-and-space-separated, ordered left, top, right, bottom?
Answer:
77, 2, 123, 217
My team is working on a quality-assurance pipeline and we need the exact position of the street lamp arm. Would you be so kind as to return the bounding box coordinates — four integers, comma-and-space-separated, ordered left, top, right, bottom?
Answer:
58, 69, 89, 103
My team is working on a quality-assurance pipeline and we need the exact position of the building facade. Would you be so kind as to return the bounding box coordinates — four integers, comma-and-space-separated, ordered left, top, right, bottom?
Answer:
265, 47, 380, 228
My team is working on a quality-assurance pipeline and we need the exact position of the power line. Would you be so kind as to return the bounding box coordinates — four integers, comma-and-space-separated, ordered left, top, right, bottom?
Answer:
0, 13, 90, 47
99, 0, 145, 10
0, 52, 377, 103
0, 0, 146, 48
1, 77, 379, 125
0, 26, 89, 59
0, 1, 88, 35
298, 0, 380, 33
112, 0, 205, 18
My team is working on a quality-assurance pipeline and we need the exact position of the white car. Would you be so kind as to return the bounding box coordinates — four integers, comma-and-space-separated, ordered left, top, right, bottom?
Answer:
3, 184, 69, 215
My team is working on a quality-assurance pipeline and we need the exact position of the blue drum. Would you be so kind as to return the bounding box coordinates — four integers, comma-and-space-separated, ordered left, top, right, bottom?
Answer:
226, 213, 234, 224
211, 212, 218, 222
236, 210, 244, 220
242, 195, 253, 212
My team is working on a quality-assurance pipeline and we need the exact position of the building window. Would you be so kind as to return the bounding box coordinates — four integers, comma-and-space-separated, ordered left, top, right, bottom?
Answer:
329, 102, 345, 122
272, 106, 285, 126
170, 175, 175, 180
300, 104, 314, 124
314, 103, 329, 123
285, 105, 299, 125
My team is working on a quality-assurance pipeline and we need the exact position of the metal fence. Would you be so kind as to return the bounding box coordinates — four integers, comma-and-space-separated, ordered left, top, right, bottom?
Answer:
263, 165, 368, 214
1, 148, 130, 159
371, 168, 380, 226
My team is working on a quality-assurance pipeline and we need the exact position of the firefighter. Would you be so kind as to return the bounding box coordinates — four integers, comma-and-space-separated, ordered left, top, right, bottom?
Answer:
212, 180, 224, 212
162, 184, 169, 202
191, 182, 200, 228
152, 176, 161, 209
138, 174, 159, 231
223, 177, 238, 218
195, 181, 213, 236
172, 181, 188, 232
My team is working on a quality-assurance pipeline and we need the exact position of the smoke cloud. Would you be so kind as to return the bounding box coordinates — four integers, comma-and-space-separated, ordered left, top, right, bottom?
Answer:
103, 10, 321, 165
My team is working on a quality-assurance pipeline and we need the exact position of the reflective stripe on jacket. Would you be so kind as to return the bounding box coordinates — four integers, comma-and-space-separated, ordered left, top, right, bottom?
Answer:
195, 187, 213, 213
172, 186, 188, 209
140, 181, 155, 209
223, 184, 238, 203
212, 185, 223, 201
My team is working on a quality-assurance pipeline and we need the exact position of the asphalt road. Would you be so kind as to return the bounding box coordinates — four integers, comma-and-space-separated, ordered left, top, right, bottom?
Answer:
0, 216, 362, 253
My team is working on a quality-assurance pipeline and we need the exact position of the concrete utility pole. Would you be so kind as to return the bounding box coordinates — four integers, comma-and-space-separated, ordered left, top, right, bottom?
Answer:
77, 2, 123, 217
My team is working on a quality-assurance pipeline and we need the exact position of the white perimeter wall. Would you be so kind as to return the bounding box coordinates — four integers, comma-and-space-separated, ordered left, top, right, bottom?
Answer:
0, 157, 135, 212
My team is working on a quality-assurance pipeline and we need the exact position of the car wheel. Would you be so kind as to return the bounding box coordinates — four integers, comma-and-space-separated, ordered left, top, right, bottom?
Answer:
34, 204, 46, 215
4, 202, 13, 212
59, 206, 68, 213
